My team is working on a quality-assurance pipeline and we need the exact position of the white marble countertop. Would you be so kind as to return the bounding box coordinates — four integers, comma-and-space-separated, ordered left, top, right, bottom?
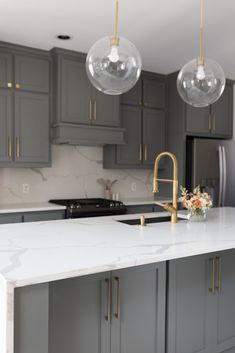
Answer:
0, 202, 66, 214
1, 207, 235, 288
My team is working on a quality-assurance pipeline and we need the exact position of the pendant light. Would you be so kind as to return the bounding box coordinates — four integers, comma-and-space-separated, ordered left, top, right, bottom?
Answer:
86, 0, 142, 95
177, 0, 225, 107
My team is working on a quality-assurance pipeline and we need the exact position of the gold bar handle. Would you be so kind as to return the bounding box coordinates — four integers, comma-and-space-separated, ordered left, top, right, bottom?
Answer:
93, 101, 97, 121
7, 82, 13, 88
215, 256, 221, 292
144, 144, 148, 161
8, 137, 12, 158
114, 276, 121, 320
212, 113, 216, 131
208, 113, 212, 132
89, 100, 92, 121
105, 278, 111, 322
139, 144, 143, 161
209, 258, 215, 294
15, 83, 21, 89
16, 137, 20, 158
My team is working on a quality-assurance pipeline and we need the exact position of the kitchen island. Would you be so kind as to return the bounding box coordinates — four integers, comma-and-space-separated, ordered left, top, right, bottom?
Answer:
1, 207, 235, 353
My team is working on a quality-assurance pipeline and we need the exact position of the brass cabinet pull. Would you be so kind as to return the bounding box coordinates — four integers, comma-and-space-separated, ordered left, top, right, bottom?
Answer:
93, 101, 97, 121
212, 113, 216, 131
215, 256, 221, 292
209, 258, 215, 294
16, 137, 20, 158
139, 144, 143, 161
8, 137, 12, 158
105, 278, 111, 322
114, 276, 121, 320
144, 144, 148, 161
89, 100, 92, 121
15, 83, 21, 89
7, 82, 13, 88
208, 113, 212, 131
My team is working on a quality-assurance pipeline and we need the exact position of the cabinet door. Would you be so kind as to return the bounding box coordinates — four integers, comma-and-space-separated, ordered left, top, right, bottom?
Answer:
212, 250, 235, 353
142, 108, 165, 166
50, 273, 111, 353
60, 58, 92, 124
121, 79, 142, 106
0, 214, 22, 224
211, 84, 233, 138
186, 105, 210, 135
0, 89, 13, 162
23, 211, 65, 222
92, 88, 120, 127
0, 52, 13, 88
143, 78, 166, 109
168, 255, 213, 353
111, 263, 166, 353
14, 92, 50, 164
15, 55, 50, 93
116, 106, 142, 165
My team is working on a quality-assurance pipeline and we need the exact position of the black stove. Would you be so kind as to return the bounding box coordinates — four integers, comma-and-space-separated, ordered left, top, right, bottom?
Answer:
49, 198, 127, 219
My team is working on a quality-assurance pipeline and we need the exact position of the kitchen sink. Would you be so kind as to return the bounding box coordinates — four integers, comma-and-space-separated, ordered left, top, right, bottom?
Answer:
117, 216, 186, 225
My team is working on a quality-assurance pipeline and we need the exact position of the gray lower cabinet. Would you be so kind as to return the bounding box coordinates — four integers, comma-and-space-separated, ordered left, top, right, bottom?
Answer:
14, 91, 50, 164
49, 263, 166, 353
23, 210, 65, 222
168, 250, 235, 353
0, 214, 22, 224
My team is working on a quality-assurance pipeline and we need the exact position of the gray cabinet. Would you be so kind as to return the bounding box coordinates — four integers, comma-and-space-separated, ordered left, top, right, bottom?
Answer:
50, 263, 166, 353
0, 214, 22, 224
14, 92, 50, 164
0, 44, 51, 167
186, 82, 233, 138
168, 250, 235, 353
0, 52, 13, 88
103, 72, 167, 169
23, 210, 65, 222
51, 48, 124, 145
50, 272, 111, 353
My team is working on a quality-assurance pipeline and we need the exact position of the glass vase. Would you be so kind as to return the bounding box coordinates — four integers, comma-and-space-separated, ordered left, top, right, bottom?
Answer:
188, 209, 207, 222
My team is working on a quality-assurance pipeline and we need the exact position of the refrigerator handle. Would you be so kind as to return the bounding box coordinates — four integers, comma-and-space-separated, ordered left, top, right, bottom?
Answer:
218, 146, 223, 207
222, 146, 227, 207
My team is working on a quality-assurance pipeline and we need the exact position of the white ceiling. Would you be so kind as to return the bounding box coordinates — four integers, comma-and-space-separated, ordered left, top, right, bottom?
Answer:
0, 0, 235, 79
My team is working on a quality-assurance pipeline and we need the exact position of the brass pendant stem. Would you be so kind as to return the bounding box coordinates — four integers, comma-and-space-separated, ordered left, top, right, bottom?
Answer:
198, 0, 204, 65
111, 0, 120, 46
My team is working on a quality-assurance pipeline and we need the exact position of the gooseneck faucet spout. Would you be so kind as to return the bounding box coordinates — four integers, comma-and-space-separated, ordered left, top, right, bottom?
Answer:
153, 152, 178, 224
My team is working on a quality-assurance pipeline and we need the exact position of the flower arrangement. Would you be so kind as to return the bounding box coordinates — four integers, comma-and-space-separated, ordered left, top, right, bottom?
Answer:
180, 185, 213, 216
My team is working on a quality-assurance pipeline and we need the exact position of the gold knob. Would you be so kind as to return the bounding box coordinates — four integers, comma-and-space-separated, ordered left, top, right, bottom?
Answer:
140, 215, 146, 227
7, 82, 13, 88
15, 83, 21, 89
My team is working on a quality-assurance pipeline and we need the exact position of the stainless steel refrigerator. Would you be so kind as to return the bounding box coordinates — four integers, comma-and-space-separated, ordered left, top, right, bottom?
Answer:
186, 138, 235, 207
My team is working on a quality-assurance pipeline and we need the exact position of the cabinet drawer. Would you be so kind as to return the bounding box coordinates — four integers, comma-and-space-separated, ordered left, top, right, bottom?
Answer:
23, 211, 65, 223
0, 214, 22, 224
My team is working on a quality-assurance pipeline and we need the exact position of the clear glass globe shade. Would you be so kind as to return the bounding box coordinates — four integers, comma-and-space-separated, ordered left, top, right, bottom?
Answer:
177, 58, 225, 107
86, 36, 142, 95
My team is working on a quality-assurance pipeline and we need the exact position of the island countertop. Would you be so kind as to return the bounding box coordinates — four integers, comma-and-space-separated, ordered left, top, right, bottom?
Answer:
1, 207, 235, 288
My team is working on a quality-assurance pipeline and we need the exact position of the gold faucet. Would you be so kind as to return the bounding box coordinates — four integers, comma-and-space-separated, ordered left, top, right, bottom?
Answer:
152, 152, 178, 224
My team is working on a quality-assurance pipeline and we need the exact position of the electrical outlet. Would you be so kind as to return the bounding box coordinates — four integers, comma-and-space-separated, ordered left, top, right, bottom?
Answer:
22, 184, 30, 194
131, 182, 137, 192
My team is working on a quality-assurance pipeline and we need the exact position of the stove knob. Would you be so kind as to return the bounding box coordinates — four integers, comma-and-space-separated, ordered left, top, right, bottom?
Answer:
110, 202, 114, 207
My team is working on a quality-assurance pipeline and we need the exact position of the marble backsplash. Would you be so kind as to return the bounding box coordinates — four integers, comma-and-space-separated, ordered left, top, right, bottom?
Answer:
0, 145, 156, 204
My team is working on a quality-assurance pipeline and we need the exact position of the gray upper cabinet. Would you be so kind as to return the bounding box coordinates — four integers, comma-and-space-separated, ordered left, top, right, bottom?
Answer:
116, 106, 142, 165
60, 58, 92, 125
186, 82, 233, 138
0, 52, 13, 88
14, 92, 50, 164
168, 250, 235, 353
15, 55, 50, 93
0, 89, 12, 162
0, 43, 51, 167
143, 78, 166, 109
142, 108, 165, 165
103, 72, 167, 169
51, 48, 124, 145
111, 263, 166, 353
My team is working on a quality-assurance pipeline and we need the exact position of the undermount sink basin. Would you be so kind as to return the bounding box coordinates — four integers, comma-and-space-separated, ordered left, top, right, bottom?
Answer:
117, 216, 186, 226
